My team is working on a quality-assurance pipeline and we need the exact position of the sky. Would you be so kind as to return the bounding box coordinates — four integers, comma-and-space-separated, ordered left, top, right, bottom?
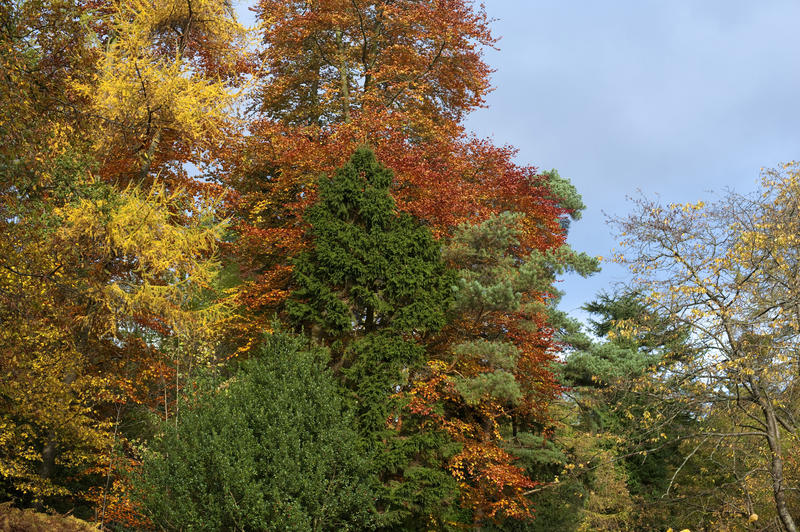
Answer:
461, 1, 800, 321
235, 1, 800, 324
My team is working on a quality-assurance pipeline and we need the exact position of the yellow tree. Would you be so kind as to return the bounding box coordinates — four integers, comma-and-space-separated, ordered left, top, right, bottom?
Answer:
2, 0, 239, 515
0, 177, 227, 508
75, 0, 250, 185
614, 164, 800, 531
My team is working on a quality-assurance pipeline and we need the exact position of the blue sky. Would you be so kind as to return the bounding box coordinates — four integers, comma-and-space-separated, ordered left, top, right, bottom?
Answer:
462, 1, 800, 321
235, 1, 800, 323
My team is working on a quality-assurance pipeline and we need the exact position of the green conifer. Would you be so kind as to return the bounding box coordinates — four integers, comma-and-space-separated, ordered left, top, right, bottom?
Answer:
287, 147, 461, 527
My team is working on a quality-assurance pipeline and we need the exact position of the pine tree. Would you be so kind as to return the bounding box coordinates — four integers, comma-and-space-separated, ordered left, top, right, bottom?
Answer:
543, 292, 696, 531
424, 211, 599, 522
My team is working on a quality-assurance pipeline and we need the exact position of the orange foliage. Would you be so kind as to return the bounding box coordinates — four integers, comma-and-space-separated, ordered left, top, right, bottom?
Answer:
221, 2, 574, 523
83, 457, 153, 530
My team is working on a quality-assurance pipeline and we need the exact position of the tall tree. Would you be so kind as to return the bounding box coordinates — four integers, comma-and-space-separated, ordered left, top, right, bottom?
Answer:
613, 165, 800, 531
0, 0, 244, 517
286, 147, 461, 527
224, 7, 592, 521
224, 0, 574, 337
403, 211, 598, 524
254, 0, 493, 129
551, 292, 696, 531
0, 176, 226, 510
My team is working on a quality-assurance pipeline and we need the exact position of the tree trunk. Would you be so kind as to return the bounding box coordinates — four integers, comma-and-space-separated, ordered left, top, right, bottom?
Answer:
34, 431, 57, 511
365, 305, 374, 331
306, 1, 321, 126
764, 411, 797, 532
308, 57, 321, 126
753, 380, 798, 532
139, 126, 162, 179
38, 432, 57, 480
335, 29, 350, 122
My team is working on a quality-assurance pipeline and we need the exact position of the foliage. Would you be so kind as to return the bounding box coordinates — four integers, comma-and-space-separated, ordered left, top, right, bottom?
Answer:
224, 0, 579, 347
286, 147, 462, 528
564, 291, 689, 389
1, 0, 238, 520
400, 211, 598, 524
0, 502, 99, 531
134, 332, 375, 531
545, 292, 696, 531
1, 0, 609, 528
225, 11, 595, 516
254, 0, 494, 129
287, 147, 453, 346
0, 171, 227, 510
0, 0, 96, 196
76, 0, 250, 184
613, 166, 800, 531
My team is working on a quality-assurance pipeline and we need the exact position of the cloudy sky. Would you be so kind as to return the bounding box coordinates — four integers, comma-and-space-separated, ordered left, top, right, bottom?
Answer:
236, 1, 800, 322
462, 1, 800, 320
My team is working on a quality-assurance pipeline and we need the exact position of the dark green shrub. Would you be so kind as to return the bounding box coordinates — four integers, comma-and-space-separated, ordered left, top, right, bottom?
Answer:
133, 334, 375, 531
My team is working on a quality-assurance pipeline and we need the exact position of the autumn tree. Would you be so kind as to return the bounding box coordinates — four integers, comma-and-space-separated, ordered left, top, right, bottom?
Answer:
2, 0, 96, 509
480, 292, 680, 531
396, 211, 597, 524
0, 1, 236, 513
226, 0, 571, 329
254, 0, 493, 129
0, 0, 603, 526
78, 0, 249, 186
223, 3, 592, 522
613, 165, 800, 531
540, 292, 697, 531
0, 175, 227, 511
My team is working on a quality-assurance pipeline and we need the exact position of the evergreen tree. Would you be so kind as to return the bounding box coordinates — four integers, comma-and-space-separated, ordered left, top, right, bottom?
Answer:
444, 211, 598, 413
564, 292, 690, 390
134, 333, 374, 531
429, 211, 598, 523
286, 147, 460, 527
535, 292, 697, 531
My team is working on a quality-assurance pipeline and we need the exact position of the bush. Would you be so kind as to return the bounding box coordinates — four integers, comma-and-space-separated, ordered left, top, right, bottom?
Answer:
133, 334, 375, 531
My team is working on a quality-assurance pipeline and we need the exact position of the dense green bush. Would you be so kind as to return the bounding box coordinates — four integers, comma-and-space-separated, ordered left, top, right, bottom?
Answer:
133, 334, 375, 531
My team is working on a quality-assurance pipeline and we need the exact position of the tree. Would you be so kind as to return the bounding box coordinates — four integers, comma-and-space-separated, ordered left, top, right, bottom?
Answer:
134, 332, 375, 531
0, 0, 242, 518
613, 165, 800, 531
254, 0, 493, 129
227, 8, 595, 511
400, 211, 598, 524
545, 292, 696, 531
564, 292, 689, 390
0, 0, 97, 199
0, 176, 227, 511
77, 0, 249, 185
223, 0, 576, 348
286, 147, 462, 527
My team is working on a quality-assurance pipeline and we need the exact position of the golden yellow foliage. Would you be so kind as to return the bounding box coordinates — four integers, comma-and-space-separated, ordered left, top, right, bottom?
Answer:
613, 165, 800, 531
0, 177, 228, 504
74, 0, 250, 179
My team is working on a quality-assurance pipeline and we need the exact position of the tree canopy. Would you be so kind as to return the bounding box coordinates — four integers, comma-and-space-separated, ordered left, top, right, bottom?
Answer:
6, 1, 799, 531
